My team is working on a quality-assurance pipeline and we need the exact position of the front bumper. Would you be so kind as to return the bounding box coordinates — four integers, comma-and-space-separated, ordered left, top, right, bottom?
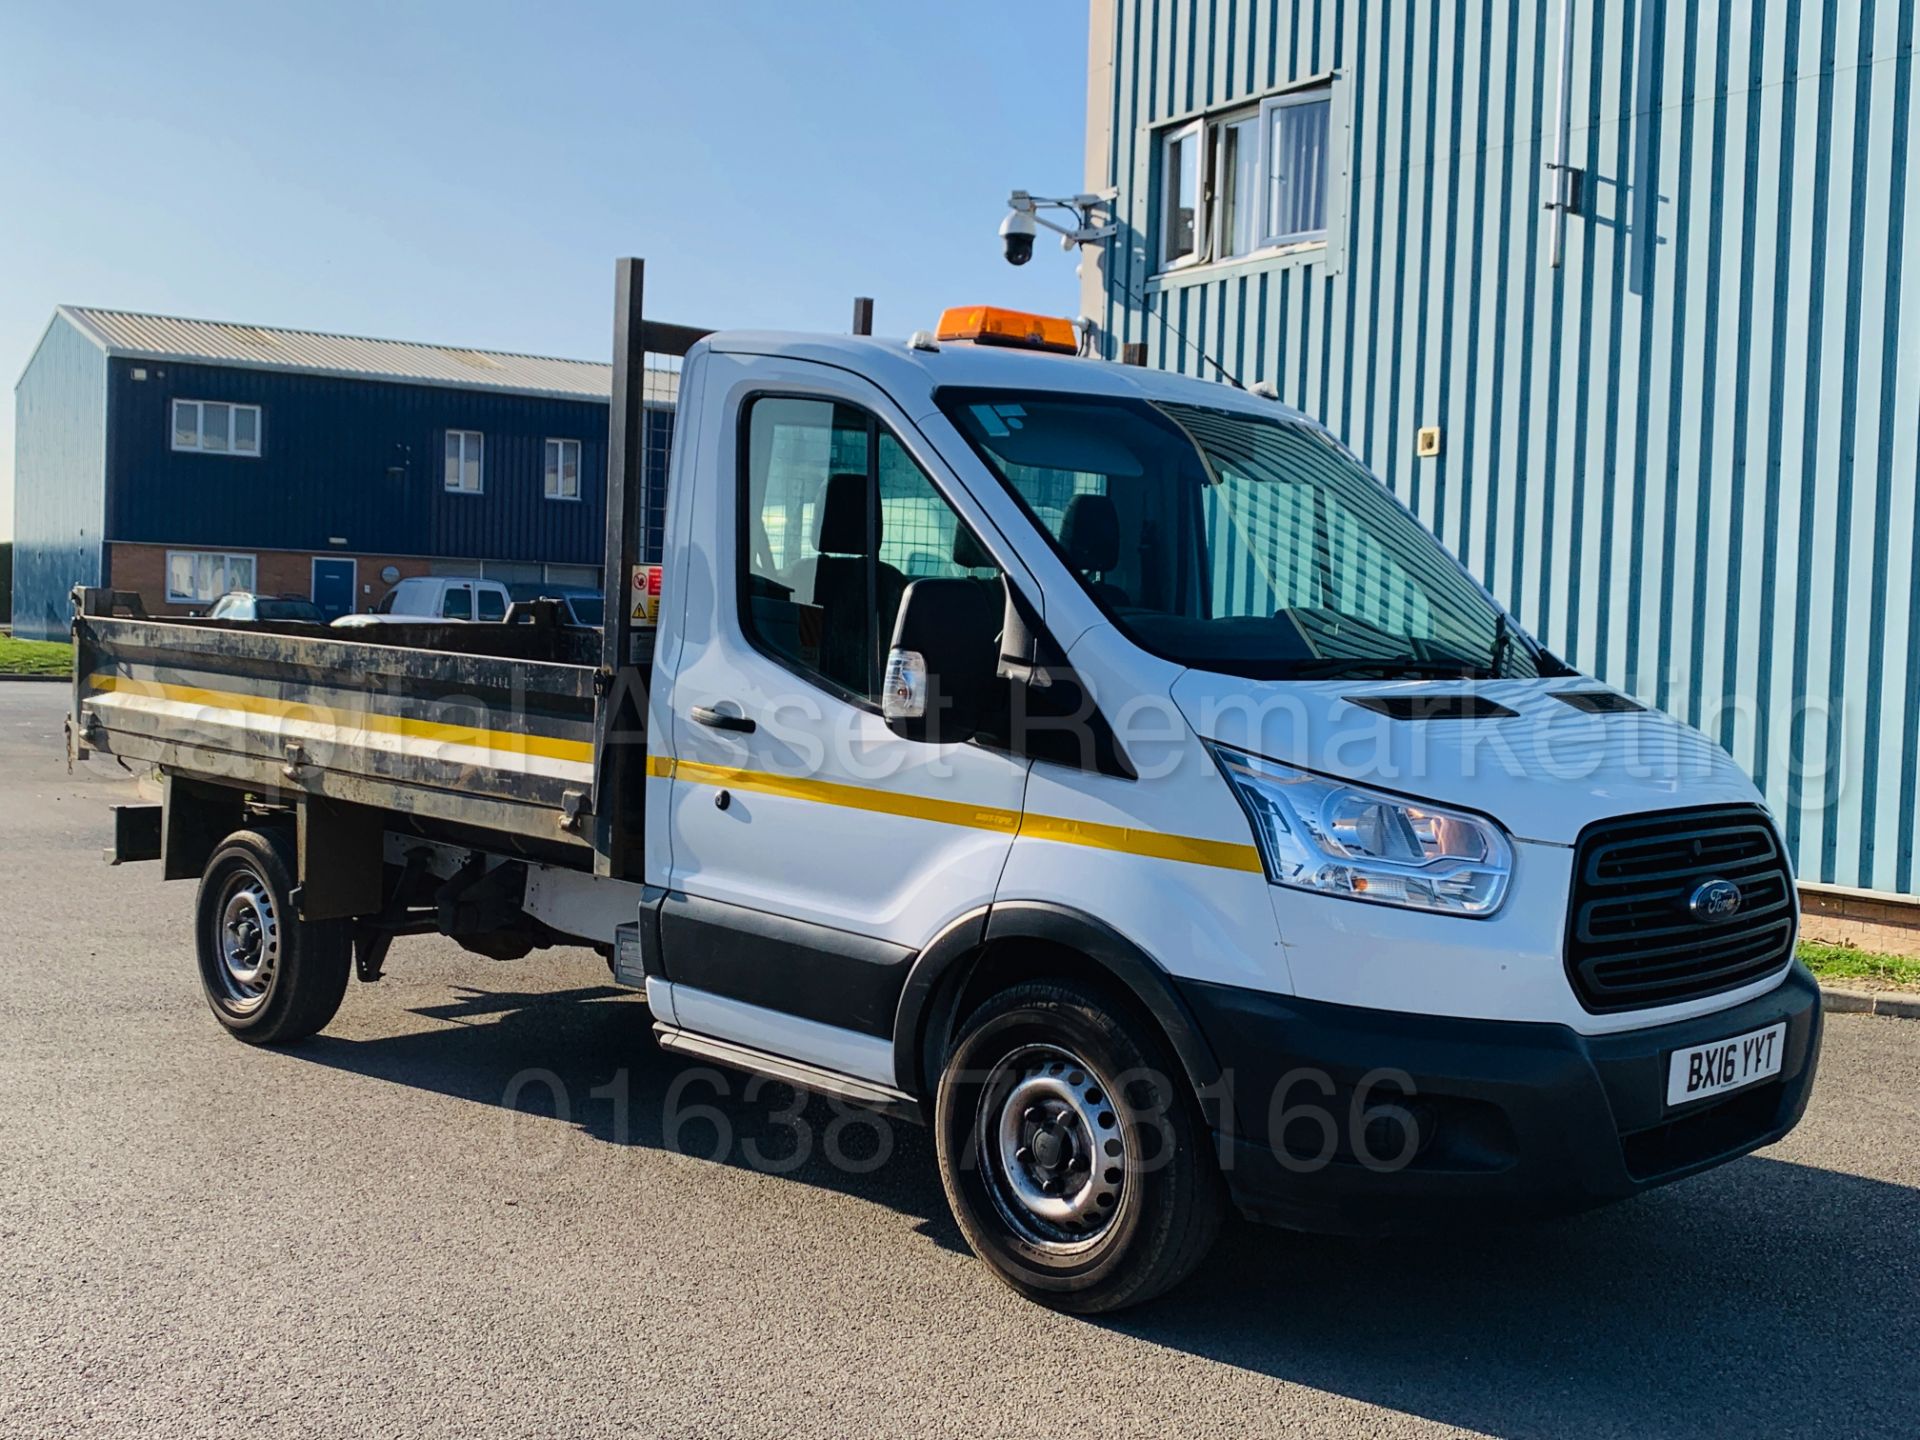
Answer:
1177, 962, 1823, 1236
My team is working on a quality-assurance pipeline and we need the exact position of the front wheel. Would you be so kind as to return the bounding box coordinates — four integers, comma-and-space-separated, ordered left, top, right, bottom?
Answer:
934, 980, 1224, 1313
194, 826, 351, 1045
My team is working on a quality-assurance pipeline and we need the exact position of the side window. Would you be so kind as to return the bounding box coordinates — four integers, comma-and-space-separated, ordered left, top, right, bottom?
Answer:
476, 587, 506, 622
741, 396, 998, 703
442, 584, 473, 620
375, 587, 398, 615
876, 433, 1000, 584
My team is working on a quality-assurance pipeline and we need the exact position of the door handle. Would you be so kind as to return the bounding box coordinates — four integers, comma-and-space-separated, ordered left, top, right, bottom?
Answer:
690, 704, 756, 734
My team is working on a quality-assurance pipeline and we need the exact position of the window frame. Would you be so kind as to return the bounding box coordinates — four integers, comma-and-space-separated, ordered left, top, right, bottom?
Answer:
733, 390, 1002, 714
171, 399, 263, 457
444, 429, 485, 494
165, 549, 257, 604
1209, 109, 1264, 262
544, 437, 582, 501
1258, 89, 1333, 249
1152, 81, 1336, 276
1158, 119, 1205, 271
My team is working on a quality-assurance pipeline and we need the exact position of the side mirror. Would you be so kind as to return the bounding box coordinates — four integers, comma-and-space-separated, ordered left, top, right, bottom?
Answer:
882, 577, 1004, 744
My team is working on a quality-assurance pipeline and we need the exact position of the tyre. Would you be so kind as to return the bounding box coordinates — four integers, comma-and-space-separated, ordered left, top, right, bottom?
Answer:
193, 826, 351, 1045
934, 979, 1224, 1312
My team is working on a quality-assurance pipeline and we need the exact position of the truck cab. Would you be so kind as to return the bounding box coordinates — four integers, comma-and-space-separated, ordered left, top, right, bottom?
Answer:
635, 318, 1818, 1304
72, 303, 1821, 1314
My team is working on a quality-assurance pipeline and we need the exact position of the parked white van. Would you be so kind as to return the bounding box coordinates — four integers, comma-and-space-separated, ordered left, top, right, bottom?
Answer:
332, 575, 513, 627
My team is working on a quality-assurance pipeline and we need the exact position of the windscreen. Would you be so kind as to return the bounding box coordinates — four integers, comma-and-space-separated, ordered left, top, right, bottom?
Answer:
940, 390, 1544, 681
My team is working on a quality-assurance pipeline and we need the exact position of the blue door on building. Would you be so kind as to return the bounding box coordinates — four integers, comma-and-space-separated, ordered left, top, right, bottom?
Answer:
311, 559, 356, 621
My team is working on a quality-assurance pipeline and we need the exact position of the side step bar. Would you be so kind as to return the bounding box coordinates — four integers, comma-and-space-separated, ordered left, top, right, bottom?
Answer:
652, 1024, 922, 1123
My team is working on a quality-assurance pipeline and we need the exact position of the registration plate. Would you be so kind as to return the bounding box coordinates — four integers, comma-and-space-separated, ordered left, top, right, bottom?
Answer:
1666, 1022, 1786, 1108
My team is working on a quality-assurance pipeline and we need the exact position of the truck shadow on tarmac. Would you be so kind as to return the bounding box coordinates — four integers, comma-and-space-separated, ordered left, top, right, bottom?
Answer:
293, 977, 1918, 1440
296, 979, 972, 1257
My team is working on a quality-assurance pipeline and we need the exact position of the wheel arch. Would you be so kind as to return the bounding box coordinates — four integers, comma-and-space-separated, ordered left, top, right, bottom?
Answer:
891, 900, 1224, 1102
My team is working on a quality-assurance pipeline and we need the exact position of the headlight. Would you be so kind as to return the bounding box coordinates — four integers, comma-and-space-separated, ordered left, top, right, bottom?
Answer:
1210, 745, 1512, 916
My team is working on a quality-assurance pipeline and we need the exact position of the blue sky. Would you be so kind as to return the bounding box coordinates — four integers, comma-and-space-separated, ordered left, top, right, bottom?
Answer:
0, 0, 1090, 539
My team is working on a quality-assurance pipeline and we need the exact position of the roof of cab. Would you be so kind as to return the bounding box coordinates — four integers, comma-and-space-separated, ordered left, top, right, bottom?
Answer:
700, 330, 1315, 427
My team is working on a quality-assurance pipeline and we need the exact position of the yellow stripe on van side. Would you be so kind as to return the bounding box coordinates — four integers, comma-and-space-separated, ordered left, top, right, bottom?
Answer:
650, 754, 1022, 834
649, 753, 1263, 873
89, 675, 596, 766
1015, 812, 1265, 873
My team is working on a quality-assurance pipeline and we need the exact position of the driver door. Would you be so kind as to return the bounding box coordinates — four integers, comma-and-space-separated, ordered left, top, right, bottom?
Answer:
655, 352, 1032, 1083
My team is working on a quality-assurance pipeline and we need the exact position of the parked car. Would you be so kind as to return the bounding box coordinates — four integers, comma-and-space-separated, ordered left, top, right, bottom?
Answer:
205, 592, 326, 624
506, 583, 603, 628
333, 575, 512, 627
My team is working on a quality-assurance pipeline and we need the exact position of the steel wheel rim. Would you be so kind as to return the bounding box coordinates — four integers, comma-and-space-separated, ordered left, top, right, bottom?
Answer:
977, 1043, 1128, 1254
214, 875, 279, 1013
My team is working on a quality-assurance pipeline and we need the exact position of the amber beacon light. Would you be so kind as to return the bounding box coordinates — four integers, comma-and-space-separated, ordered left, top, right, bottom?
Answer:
934, 306, 1080, 355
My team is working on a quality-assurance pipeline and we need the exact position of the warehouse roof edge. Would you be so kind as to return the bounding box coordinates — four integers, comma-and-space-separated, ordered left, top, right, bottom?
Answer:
32, 304, 644, 403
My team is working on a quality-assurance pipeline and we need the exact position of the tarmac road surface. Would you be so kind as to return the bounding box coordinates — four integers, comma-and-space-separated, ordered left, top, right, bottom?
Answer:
0, 683, 1914, 1438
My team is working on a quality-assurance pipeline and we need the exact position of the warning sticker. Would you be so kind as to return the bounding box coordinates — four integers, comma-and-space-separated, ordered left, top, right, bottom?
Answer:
630, 564, 664, 625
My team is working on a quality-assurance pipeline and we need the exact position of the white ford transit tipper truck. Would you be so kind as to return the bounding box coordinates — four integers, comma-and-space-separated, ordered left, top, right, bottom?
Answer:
70, 278, 1821, 1313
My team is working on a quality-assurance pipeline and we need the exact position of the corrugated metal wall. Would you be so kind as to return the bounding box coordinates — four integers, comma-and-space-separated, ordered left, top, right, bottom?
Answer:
11, 314, 107, 641
106, 358, 615, 567
1090, 0, 1920, 896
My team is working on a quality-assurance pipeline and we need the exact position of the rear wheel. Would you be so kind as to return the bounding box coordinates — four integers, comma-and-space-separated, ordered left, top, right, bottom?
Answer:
934, 979, 1224, 1312
194, 826, 351, 1045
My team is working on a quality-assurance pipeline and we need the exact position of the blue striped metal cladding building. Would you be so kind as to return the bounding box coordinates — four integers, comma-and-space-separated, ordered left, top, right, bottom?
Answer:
1082, 0, 1920, 896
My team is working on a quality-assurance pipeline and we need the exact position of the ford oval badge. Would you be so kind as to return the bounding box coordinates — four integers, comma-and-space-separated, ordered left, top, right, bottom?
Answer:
1688, 878, 1743, 924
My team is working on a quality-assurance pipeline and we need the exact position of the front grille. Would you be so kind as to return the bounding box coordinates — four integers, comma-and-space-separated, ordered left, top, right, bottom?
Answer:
1565, 805, 1796, 1013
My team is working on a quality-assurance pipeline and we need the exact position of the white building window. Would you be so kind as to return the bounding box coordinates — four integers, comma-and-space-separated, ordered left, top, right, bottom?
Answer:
166, 550, 256, 603
1156, 85, 1333, 270
1262, 91, 1332, 246
1160, 120, 1203, 267
1214, 114, 1263, 258
172, 400, 261, 456
544, 438, 581, 500
445, 430, 484, 493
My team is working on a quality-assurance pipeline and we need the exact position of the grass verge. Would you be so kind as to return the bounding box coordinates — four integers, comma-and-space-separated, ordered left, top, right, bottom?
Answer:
0, 637, 72, 676
1797, 940, 1920, 991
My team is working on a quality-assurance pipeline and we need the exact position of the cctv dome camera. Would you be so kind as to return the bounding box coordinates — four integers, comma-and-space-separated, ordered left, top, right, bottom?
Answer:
999, 208, 1037, 266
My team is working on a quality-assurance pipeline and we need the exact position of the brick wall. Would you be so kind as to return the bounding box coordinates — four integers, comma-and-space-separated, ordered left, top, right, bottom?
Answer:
107, 543, 446, 617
